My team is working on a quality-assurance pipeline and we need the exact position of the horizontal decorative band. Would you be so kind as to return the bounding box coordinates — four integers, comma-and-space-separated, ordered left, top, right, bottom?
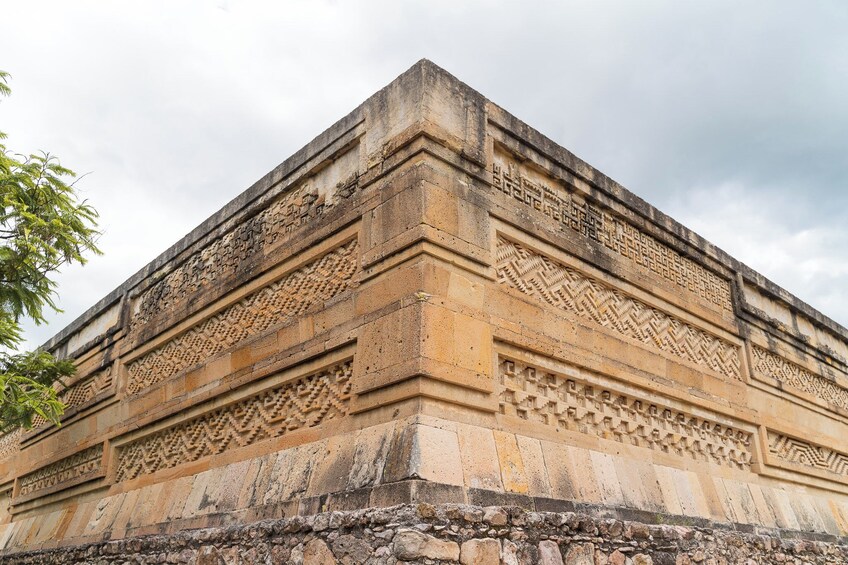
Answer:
492, 152, 731, 312
17, 444, 103, 499
496, 236, 741, 380
126, 239, 358, 394
115, 359, 354, 482
499, 355, 752, 470
767, 431, 848, 481
752, 346, 847, 413
128, 146, 360, 341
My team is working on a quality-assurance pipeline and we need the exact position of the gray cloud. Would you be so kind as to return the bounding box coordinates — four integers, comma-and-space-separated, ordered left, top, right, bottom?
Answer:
1, 0, 846, 347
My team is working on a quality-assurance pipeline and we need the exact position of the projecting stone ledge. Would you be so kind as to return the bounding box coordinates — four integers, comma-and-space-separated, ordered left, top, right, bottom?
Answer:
0, 59, 847, 560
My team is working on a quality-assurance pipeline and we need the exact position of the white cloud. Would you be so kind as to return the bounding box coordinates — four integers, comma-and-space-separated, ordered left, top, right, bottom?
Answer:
1, 0, 846, 348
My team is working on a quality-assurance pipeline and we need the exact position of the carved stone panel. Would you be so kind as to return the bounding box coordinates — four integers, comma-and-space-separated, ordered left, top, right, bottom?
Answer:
767, 431, 848, 481
752, 346, 848, 412
126, 239, 358, 394
492, 152, 732, 313
16, 444, 104, 501
116, 359, 353, 482
499, 355, 752, 470
496, 236, 741, 380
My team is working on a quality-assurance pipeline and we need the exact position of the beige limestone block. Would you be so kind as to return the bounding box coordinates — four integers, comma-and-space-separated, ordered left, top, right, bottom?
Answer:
493, 431, 530, 494
0, 522, 14, 550
761, 487, 801, 531
568, 446, 604, 504
348, 422, 395, 489
788, 493, 827, 533
460, 538, 501, 565
303, 538, 337, 565
183, 467, 222, 518
539, 540, 564, 565
653, 466, 684, 516
541, 440, 578, 501
612, 456, 650, 510
273, 440, 328, 502
812, 496, 843, 535
110, 488, 142, 536
694, 472, 728, 522
129, 481, 165, 530
83, 493, 125, 537
393, 528, 460, 561
667, 467, 707, 518
306, 434, 356, 497
746, 483, 778, 528
516, 435, 551, 497
721, 478, 760, 525
457, 424, 503, 491
62, 500, 96, 541
563, 542, 594, 565
413, 424, 464, 486
237, 453, 275, 509
590, 451, 625, 507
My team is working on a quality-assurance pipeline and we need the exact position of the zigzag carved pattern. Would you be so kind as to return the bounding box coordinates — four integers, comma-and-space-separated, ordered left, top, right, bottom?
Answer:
752, 346, 847, 411
31, 367, 113, 428
116, 360, 353, 482
492, 157, 732, 311
18, 444, 103, 497
768, 432, 848, 478
495, 237, 741, 379
499, 357, 752, 469
126, 240, 358, 394
129, 170, 359, 339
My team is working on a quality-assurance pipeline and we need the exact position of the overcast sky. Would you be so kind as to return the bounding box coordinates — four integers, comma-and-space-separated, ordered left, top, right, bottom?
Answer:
1, 1, 846, 348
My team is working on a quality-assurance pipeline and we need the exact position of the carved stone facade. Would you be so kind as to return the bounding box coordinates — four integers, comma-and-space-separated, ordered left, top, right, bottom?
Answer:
498, 357, 752, 469
126, 239, 358, 394
0, 61, 846, 559
496, 236, 741, 379
116, 360, 353, 481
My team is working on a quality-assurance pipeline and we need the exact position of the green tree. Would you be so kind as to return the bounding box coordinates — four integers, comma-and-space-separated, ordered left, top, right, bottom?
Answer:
0, 70, 101, 434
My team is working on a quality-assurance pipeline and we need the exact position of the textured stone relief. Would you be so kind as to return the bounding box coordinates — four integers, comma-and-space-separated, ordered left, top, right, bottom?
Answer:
768, 432, 848, 478
128, 155, 359, 341
30, 367, 113, 428
0, 429, 22, 461
499, 356, 752, 469
126, 240, 358, 394
492, 155, 732, 313
752, 346, 847, 412
496, 236, 741, 380
116, 359, 353, 482
17, 444, 103, 499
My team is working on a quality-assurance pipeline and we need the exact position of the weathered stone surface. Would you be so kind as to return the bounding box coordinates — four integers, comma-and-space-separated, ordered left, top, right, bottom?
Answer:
540, 540, 565, 565
563, 542, 594, 565
460, 538, 500, 564
393, 528, 460, 561
0, 59, 846, 561
0, 504, 844, 564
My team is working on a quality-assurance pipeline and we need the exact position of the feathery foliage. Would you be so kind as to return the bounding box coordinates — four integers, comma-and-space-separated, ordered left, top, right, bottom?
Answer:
0, 70, 101, 434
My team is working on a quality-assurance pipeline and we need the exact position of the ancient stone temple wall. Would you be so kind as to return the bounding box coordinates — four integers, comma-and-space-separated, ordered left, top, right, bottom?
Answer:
0, 60, 846, 563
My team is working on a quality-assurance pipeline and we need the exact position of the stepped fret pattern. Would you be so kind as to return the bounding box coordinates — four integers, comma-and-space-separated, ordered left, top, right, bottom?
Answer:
752, 346, 847, 411
129, 171, 359, 340
768, 432, 848, 478
18, 444, 103, 497
126, 240, 358, 394
492, 157, 732, 312
499, 357, 752, 469
496, 237, 740, 379
116, 360, 353, 482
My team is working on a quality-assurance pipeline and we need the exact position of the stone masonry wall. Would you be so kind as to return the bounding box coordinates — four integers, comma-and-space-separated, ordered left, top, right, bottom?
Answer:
3, 504, 846, 565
